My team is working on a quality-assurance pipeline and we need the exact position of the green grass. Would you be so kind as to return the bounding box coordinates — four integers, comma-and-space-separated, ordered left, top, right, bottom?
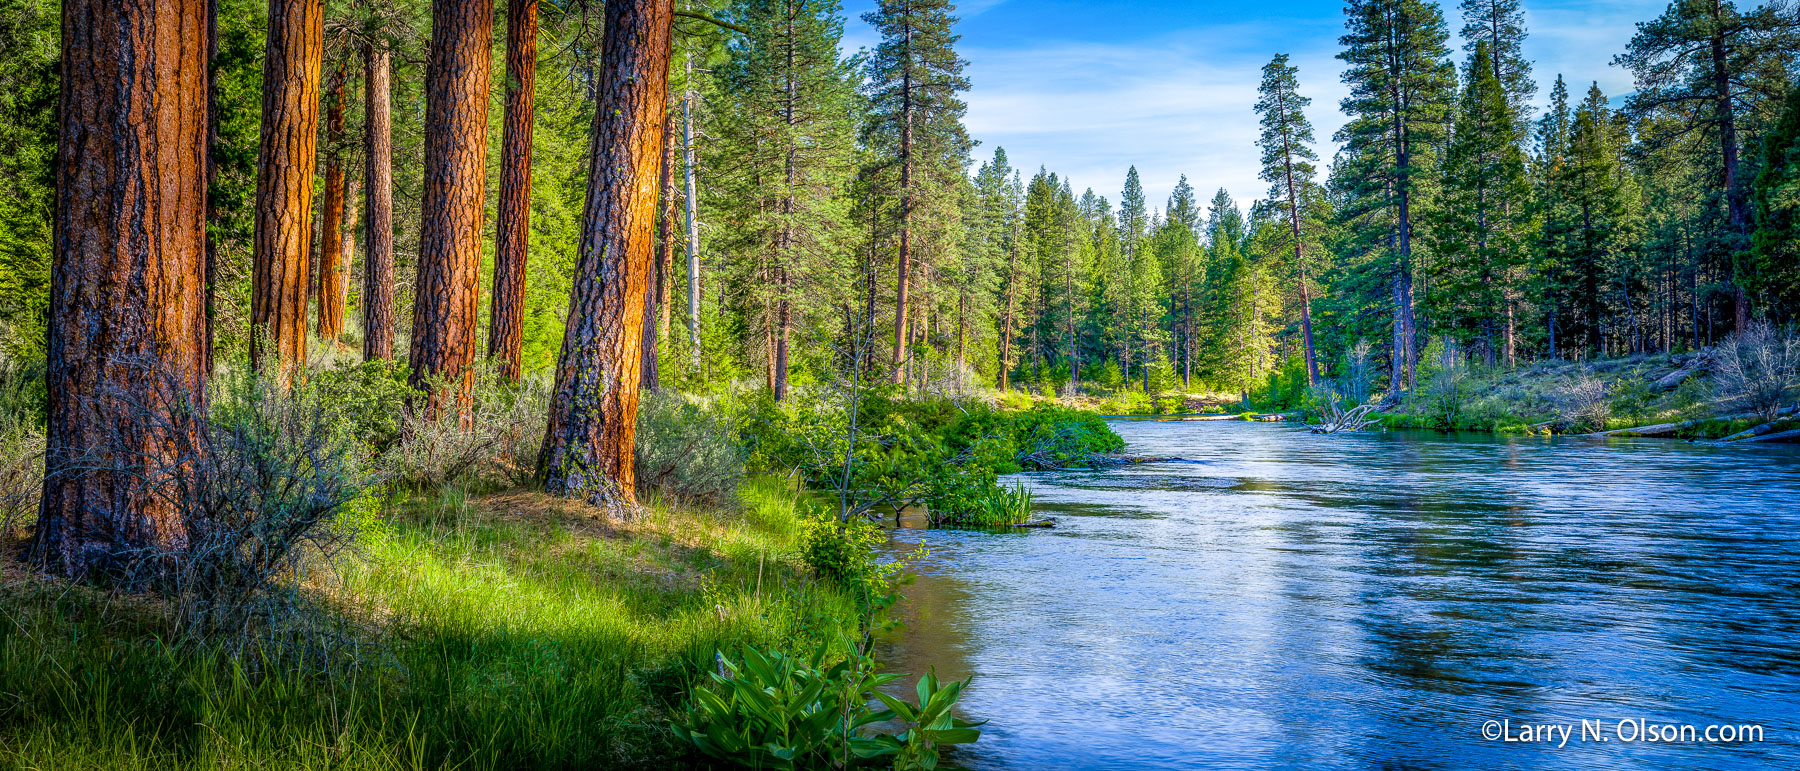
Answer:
0, 477, 858, 770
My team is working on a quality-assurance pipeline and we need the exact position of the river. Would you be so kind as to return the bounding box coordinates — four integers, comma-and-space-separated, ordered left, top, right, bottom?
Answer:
878, 420, 1800, 770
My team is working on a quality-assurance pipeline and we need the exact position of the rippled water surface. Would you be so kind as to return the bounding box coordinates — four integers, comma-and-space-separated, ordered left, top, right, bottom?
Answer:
878, 421, 1800, 770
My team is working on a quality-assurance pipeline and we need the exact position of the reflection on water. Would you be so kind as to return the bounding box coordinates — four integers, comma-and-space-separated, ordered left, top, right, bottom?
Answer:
877, 422, 1800, 770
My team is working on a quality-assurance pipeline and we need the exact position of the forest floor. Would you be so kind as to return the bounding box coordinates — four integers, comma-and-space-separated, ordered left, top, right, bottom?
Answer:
0, 477, 856, 770
1371, 351, 1783, 437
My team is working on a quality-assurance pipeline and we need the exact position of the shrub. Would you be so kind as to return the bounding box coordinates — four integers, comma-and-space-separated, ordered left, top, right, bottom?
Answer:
1555, 375, 1611, 433
1419, 338, 1472, 430
634, 390, 746, 504
169, 371, 378, 618
306, 358, 413, 451
0, 419, 42, 542
1712, 321, 1800, 420
384, 364, 548, 490
26, 364, 379, 638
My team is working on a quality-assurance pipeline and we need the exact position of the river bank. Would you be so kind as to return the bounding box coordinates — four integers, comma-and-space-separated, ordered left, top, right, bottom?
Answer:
0, 479, 859, 770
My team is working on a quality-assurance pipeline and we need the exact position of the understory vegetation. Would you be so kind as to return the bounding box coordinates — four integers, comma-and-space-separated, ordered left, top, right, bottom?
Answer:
0, 349, 1125, 769
1228, 323, 1800, 440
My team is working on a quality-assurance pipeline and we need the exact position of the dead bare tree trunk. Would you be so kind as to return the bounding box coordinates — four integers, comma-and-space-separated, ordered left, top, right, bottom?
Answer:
362, 42, 395, 360
410, 0, 494, 420
36, 0, 211, 577
488, 0, 538, 381
538, 0, 672, 510
251, 0, 324, 373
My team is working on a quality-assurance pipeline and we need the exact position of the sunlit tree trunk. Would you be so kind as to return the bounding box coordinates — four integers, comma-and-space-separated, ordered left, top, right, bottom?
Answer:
251, 0, 323, 373
362, 42, 395, 360
36, 0, 210, 576
489, 0, 538, 381
410, 0, 494, 420
538, 0, 672, 510
317, 62, 348, 343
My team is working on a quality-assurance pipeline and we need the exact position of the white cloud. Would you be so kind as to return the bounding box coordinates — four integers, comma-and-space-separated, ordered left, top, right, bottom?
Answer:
840, 0, 1666, 213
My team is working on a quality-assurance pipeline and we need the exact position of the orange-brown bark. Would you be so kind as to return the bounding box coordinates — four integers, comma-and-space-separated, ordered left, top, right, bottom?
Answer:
251, 0, 323, 373
410, 0, 493, 418
488, 0, 538, 381
362, 43, 395, 360
37, 0, 210, 576
539, 0, 672, 508
317, 62, 347, 343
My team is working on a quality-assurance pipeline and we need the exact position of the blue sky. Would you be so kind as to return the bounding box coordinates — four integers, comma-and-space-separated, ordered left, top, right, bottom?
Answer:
838, 0, 1667, 214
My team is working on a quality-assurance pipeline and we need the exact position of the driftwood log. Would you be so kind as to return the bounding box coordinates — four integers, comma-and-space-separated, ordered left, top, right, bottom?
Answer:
1311, 403, 1379, 434
1743, 428, 1800, 444
1653, 350, 1714, 391
1587, 405, 1796, 440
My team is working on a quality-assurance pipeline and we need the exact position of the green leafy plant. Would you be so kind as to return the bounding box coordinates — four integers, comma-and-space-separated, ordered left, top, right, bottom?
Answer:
671, 637, 982, 771
852, 669, 985, 770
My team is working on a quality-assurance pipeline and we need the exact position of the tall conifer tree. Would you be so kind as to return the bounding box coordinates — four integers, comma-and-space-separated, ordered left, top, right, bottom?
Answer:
1335, 0, 1455, 392
862, 0, 970, 385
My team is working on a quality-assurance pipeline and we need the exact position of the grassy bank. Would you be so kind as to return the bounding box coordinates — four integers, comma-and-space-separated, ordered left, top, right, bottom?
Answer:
0, 478, 858, 770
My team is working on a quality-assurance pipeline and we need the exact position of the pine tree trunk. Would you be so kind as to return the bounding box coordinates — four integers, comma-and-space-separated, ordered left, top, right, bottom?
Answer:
656, 108, 675, 346
1708, 18, 1751, 329
892, 57, 913, 386
339, 159, 360, 330
205, 0, 219, 374
489, 0, 538, 381
37, 0, 210, 576
317, 63, 347, 343
997, 227, 1019, 391
682, 62, 702, 373
642, 109, 675, 392
251, 0, 323, 373
411, 0, 494, 421
538, 0, 672, 510
362, 43, 395, 360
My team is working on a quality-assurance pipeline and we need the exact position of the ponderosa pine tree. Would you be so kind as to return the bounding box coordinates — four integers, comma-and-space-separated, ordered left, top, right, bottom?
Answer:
1255, 53, 1324, 383
410, 0, 493, 418
37, 0, 210, 576
251, 0, 324, 373
1335, 0, 1455, 393
1434, 42, 1532, 364
539, 0, 673, 509
1458, 0, 1534, 130
993, 164, 1022, 389
862, 0, 970, 385
489, 0, 539, 381
361, 31, 395, 361
1616, 0, 1800, 329
317, 58, 350, 344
